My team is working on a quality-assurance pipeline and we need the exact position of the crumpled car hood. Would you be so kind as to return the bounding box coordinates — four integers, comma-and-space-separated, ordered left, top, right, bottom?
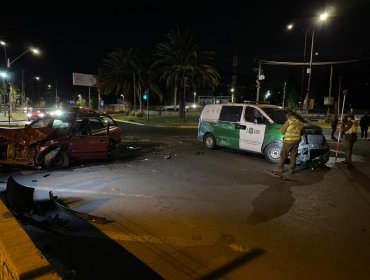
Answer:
0, 127, 50, 146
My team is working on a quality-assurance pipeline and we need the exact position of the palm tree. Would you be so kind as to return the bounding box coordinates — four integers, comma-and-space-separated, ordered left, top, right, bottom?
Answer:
152, 26, 220, 117
97, 48, 162, 112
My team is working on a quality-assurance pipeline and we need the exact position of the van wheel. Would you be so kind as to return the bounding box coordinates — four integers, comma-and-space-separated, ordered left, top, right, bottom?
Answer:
264, 142, 282, 164
204, 134, 216, 149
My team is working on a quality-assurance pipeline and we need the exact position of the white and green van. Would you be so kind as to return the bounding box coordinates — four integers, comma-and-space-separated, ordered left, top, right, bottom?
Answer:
197, 103, 330, 165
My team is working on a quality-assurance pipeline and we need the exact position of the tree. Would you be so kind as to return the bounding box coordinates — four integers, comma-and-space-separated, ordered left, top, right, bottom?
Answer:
152, 26, 220, 117
97, 48, 162, 112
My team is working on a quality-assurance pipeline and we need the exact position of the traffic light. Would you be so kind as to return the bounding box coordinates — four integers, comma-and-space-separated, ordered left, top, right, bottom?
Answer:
143, 90, 149, 101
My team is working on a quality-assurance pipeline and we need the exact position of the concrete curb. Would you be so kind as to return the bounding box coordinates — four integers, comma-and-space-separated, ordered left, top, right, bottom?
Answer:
0, 200, 61, 279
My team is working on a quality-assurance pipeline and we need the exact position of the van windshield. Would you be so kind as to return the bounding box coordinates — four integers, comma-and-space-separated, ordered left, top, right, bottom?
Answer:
263, 108, 290, 124
263, 108, 306, 124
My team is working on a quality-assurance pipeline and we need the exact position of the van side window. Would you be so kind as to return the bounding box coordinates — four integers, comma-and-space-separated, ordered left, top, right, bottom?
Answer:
245, 107, 264, 124
219, 106, 243, 122
244, 107, 255, 122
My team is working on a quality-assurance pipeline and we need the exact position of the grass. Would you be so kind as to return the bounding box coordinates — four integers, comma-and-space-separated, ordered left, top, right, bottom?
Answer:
112, 113, 200, 126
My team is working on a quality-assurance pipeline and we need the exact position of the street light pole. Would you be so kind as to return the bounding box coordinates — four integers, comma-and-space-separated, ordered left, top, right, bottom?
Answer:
304, 28, 315, 113
0, 41, 7, 66
7, 47, 40, 68
287, 12, 329, 113
301, 28, 309, 108
287, 24, 309, 109
4, 44, 40, 120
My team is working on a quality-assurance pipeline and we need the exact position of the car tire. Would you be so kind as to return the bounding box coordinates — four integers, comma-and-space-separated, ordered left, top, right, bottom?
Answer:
204, 133, 216, 150
263, 142, 282, 164
47, 150, 70, 169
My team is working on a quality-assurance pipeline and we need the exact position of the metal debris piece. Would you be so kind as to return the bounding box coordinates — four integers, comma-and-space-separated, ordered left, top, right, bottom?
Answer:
49, 191, 110, 224
6, 176, 35, 213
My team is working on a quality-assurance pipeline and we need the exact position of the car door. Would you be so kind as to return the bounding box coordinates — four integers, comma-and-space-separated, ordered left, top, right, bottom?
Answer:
239, 106, 266, 153
68, 118, 109, 159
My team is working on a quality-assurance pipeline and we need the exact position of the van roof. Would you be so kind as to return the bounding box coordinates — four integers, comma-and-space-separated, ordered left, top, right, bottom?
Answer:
203, 103, 284, 109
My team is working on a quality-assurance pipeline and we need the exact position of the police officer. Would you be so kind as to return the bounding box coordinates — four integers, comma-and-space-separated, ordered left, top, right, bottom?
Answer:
341, 114, 358, 164
274, 111, 304, 174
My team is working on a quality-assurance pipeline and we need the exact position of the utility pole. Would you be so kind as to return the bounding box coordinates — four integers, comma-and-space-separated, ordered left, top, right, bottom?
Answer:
305, 28, 315, 115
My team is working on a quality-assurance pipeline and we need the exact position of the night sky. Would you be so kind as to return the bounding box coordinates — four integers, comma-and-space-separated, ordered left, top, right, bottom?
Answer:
1, 0, 370, 109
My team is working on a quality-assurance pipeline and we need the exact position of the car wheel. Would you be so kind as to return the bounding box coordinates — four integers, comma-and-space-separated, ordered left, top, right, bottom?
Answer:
47, 150, 70, 169
263, 142, 282, 164
204, 133, 216, 149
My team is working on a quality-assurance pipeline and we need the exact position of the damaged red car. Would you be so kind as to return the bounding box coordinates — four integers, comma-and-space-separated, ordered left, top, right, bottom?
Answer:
0, 110, 121, 169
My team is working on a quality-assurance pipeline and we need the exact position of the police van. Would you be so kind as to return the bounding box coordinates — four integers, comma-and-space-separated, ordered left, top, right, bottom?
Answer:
197, 103, 330, 165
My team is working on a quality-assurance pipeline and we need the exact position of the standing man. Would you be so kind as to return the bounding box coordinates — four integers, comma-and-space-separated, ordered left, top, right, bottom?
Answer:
274, 111, 304, 174
360, 112, 370, 140
331, 113, 339, 140
341, 114, 358, 164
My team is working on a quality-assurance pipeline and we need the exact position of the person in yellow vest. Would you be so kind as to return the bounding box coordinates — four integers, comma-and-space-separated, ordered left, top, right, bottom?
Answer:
341, 114, 358, 164
274, 111, 304, 174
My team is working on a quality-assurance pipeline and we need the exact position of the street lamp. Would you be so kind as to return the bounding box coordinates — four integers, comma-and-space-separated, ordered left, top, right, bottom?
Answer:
193, 91, 196, 103
7, 47, 40, 68
264, 90, 271, 101
288, 11, 329, 112
0, 41, 7, 66
1, 42, 41, 120
305, 12, 329, 112
0, 71, 8, 114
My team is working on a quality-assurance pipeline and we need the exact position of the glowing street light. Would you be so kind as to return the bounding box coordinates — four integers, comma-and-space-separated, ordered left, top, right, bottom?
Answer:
287, 11, 330, 111
305, 12, 330, 111
0, 71, 8, 79
265, 90, 271, 101
7, 46, 41, 68
0, 41, 7, 66
1, 43, 41, 118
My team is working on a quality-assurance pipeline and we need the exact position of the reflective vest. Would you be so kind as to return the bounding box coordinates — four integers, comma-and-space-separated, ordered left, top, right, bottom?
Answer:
345, 120, 358, 135
284, 117, 303, 142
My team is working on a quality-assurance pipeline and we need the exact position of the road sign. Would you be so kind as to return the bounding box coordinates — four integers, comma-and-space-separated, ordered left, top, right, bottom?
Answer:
324, 96, 334, 105
72, 73, 97, 87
